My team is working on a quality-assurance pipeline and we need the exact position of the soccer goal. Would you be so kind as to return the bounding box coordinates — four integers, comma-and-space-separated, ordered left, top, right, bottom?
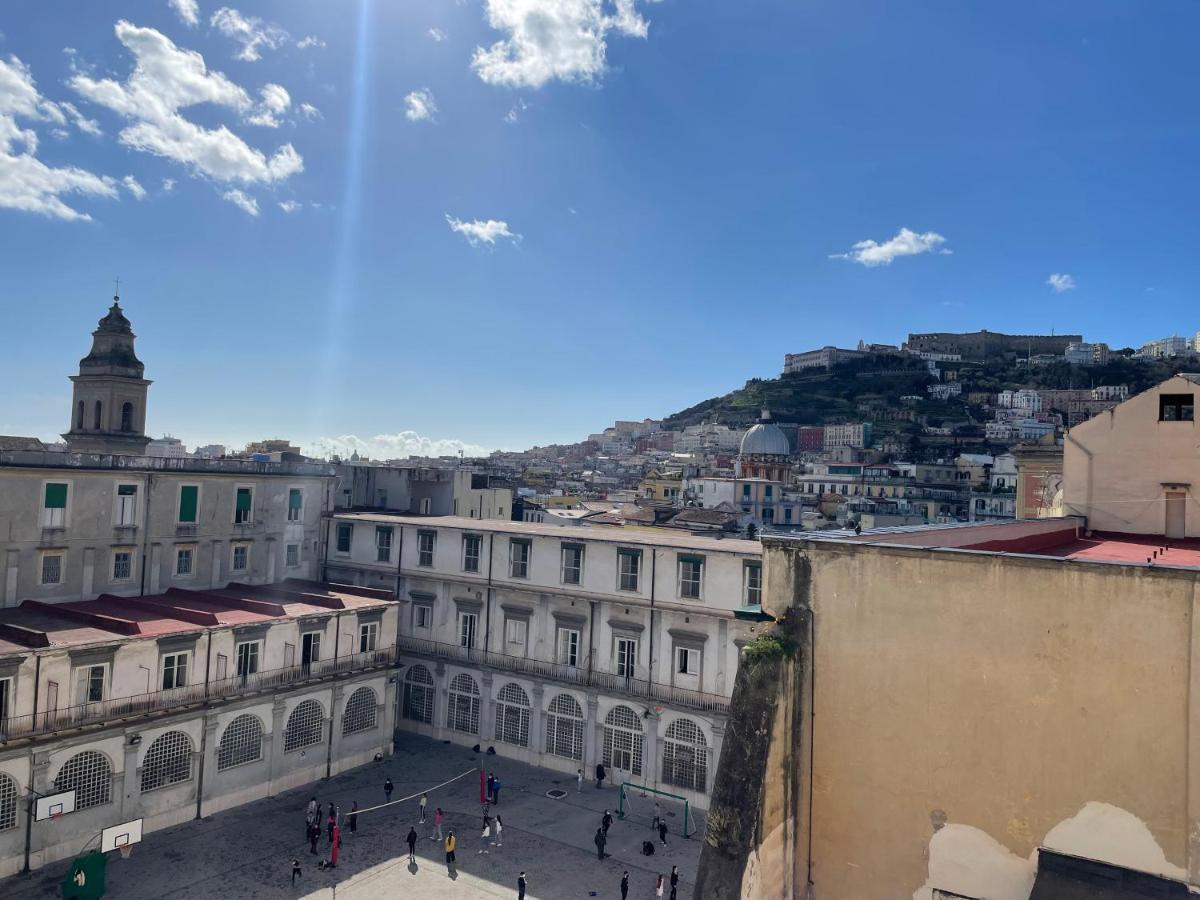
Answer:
616, 782, 695, 838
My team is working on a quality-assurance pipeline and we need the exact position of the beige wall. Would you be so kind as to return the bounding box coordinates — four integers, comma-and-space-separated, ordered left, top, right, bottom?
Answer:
766, 538, 1197, 900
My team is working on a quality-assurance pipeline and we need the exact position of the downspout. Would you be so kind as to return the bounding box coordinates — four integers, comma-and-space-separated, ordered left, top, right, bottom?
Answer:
21, 653, 43, 875
325, 610, 343, 779
484, 534, 495, 657
195, 631, 215, 818
139, 473, 154, 597
394, 525, 404, 600
647, 550, 657, 690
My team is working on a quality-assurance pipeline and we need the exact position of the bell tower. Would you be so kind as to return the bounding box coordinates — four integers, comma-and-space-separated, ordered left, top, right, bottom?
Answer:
63, 294, 152, 455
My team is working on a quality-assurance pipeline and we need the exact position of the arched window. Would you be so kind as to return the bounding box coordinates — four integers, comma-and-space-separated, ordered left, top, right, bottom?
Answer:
75, 401, 84, 431
0, 773, 17, 831
120, 402, 134, 432
545, 693, 584, 760
341, 686, 378, 736
447, 673, 480, 735
402, 664, 435, 724
284, 699, 325, 752
93, 400, 102, 430
603, 705, 644, 777
217, 714, 263, 770
662, 718, 709, 793
494, 682, 530, 747
54, 751, 112, 810
140, 731, 193, 792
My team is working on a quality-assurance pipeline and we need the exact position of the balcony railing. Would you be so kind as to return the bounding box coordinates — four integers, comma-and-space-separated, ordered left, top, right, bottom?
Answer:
0, 646, 397, 744
397, 635, 730, 715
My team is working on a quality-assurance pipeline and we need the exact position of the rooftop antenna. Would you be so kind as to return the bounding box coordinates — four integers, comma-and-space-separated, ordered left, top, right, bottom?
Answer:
113, 276, 120, 301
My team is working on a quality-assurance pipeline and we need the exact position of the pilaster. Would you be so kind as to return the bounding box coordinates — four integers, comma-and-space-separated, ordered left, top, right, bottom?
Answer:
120, 731, 139, 820
479, 672, 496, 746
583, 693, 600, 772
81, 548, 95, 601
433, 661, 450, 738
530, 683, 546, 760
267, 696, 287, 796
198, 712, 220, 817
4, 549, 19, 608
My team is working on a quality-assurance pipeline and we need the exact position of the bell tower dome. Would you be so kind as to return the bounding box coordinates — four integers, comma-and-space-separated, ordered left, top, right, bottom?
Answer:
63, 294, 152, 455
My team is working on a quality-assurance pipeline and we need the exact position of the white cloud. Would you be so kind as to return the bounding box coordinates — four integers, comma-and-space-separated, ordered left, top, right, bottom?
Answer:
831, 227, 949, 267
1047, 273, 1076, 293
504, 97, 528, 124
298, 102, 321, 121
245, 82, 290, 126
445, 213, 520, 247
169, 0, 200, 27
296, 35, 325, 50
472, 0, 657, 89
59, 101, 101, 135
404, 89, 437, 122
161, 177, 176, 192
122, 174, 146, 199
70, 22, 303, 185
278, 199, 300, 213
222, 187, 258, 215
428, 28, 447, 42
306, 432, 490, 461
0, 55, 118, 221
210, 7, 288, 62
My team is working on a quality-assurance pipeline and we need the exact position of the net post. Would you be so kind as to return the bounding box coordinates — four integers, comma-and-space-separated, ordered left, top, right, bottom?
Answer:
684, 799, 691, 839
617, 783, 626, 820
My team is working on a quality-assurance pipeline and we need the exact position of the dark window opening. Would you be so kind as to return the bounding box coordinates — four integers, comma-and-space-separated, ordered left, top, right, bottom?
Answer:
120, 402, 134, 432
1159, 393, 1194, 422
75, 401, 84, 430
93, 400, 102, 430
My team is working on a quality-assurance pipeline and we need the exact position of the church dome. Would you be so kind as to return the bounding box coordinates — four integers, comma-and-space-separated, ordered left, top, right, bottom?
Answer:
740, 414, 791, 457
78, 296, 144, 377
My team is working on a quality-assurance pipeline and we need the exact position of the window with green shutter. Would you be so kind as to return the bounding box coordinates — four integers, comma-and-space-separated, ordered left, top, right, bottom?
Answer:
178, 485, 198, 523
235, 487, 252, 524
288, 488, 303, 521
44, 483, 67, 509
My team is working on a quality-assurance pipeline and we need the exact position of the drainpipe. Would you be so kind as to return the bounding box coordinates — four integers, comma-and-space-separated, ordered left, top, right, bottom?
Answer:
394, 525, 404, 599
484, 534, 495, 658
325, 611, 343, 779
139, 473, 154, 597
647, 550, 657, 691
21, 654, 43, 875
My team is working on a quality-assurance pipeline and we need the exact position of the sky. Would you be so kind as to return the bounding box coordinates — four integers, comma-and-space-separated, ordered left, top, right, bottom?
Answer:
1, 1, 1199, 457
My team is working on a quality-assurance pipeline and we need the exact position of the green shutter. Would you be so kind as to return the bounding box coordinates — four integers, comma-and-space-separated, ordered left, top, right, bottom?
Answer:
289, 489, 302, 510
178, 485, 198, 523
236, 488, 252, 512
44, 483, 67, 509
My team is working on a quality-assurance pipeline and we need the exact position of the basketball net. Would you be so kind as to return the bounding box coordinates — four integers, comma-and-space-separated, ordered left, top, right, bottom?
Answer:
119, 844, 132, 859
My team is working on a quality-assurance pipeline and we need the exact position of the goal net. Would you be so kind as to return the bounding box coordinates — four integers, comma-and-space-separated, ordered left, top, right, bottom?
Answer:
616, 782, 695, 838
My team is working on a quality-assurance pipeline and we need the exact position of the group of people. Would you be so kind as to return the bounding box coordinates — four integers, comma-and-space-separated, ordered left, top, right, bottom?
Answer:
292, 794, 359, 883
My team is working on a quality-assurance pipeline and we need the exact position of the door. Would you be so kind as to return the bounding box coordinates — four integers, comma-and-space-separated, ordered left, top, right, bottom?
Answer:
301, 632, 321, 669
1166, 491, 1186, 539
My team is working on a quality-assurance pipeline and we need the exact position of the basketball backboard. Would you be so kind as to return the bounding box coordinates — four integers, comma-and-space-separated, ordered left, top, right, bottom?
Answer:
35, 789, 76, 821
100, 818, 143, 854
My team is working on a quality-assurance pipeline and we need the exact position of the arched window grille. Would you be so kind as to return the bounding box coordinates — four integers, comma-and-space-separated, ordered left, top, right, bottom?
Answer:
494, 682, 530, 747
447, 673, 480, 735
217, 714, 263, 770
545, 693, 584, 760
284, 699, 325, 753
54, 751, 112, 810
603, 705, 644, 777
402, 664, 435, 724
140, 731, 193, 792
341, 686, 378, 736
661, 718, 709, 793
0, 773, 18, 830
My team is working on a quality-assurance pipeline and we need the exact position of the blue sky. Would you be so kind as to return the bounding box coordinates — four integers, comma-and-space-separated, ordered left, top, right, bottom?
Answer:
1, 1, 1198, 456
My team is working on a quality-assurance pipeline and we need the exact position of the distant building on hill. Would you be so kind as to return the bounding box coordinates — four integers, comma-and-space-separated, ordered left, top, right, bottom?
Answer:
905, 329, 1080, 359
783, 345, 867, 374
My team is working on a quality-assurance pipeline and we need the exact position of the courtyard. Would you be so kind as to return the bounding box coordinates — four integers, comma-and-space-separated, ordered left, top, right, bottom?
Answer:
5, 732, 702, 899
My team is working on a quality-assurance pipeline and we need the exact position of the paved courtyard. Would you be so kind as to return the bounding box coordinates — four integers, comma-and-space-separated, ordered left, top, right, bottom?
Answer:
6, 732, 703, 899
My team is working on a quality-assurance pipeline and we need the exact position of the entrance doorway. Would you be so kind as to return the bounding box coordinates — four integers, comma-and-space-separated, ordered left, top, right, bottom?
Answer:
1166, 491, 1186, 539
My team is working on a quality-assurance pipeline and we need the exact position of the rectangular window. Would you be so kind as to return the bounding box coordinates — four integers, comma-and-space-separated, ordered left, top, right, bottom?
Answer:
462, 534, 481, 572
112, 550, 133, 582
765, 484, 773, 499
234, 487, 253, 524
336, 522, 352, 553
359, 622, 379, 653
678, 555, 704, 600
235, 641, 260, 677
175, 546, 194, 577
618, 549, 641, 592
376, 526, 393, 562
43, 482, 68, 527
301, 631, 321, 666
417, 530, 436, 567
616, 637, 637, 678
459, 612, 478, 649
231, 544, 248, 572
1160, 393, 1195, 422
560, 543, 583, 585
676, 646, 700, 676
0, 677, 9, 720
744, 562, 763, 606
287, 488, 303, 521
116, 483, 138, 526
286, 543, 300, 567
509, 539, 530, 578
415, 605, 432, 629
742, 483, 751, 499
556, 628, 580, 667
177, 485, 198, 523
161, 652, 189, 690
41, 552, 63, 585
74, 664, 107, 704
505, 618, 527, 646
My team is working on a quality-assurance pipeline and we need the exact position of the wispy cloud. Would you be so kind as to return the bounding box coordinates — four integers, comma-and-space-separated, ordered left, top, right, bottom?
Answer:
122, 175, 146, 199
404, 89, 437, 122
169, 0, 199, 27
296, 35, 325, 50
428, 27, 447, 42
445, 214, 520, 247
222, 188, 258, 216
210, 7, 288, 62
306, 432, 491, 461
1047, 273, 1076, 293
504, 98, 528, 124
278, 199, 300, 213
831, 227, 949, 267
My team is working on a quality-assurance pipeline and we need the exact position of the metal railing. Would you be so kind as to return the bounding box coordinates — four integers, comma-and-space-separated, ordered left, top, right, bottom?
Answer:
397, 635, 730, 714
0, 646, 397, 744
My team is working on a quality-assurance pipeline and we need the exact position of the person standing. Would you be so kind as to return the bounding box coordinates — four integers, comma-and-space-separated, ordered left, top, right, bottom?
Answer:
594, 827, 607, 860
493, 815, 503, 847
431, 807, 444, 841
652, 801, 662, 832
305, 797, 318, 838
620, 870, 629, 900
657, 819, 669, 847
406, 826, 418, 863
291, 858, 302, 885
326, 809, 336, 844
307, 821, 319, 856
577, 768, 583, 792
384, 777, 394, 803
655, 874, 664, 898
595, 762, 606, 789
669, 865, 679, 900
602, 809, 614, 835
419, 792, 428, 823
330, 822, 340, 868
486, 773, 495, 802
478, 819, 491, 854
492, 776, 502, 805
348, 801, 358, 836
444, 831, 457, 870
517, 871, 528, 900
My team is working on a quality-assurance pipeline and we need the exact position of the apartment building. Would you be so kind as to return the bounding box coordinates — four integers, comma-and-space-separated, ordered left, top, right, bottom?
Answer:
322, 515, 766, 810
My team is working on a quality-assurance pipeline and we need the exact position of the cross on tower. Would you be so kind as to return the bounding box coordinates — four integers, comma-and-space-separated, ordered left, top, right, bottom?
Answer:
113, 276, 120, 300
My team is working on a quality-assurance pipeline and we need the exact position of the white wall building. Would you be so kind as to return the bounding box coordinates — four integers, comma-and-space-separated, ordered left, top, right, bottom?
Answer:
998, 389, 1043, 412
145, 436, 189, 459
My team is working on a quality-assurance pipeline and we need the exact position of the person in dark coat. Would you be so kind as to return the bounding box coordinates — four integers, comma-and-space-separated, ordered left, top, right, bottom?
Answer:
658, 818, 668, 847
594, 827, 607, 860
620, 870, 630, 899
595, 762, 606, 789
291, 858, 302, 885
406, 826, 418, 863
326, 809, 336, 844
670, 865, 679, 900
348, 801, 358, 835
602, 809, 614, 834
384, 777, 394, 802
486, 773, 495, 802
518, 871, 527, 899
492, 777, 501, 805
307, 821, 319, 855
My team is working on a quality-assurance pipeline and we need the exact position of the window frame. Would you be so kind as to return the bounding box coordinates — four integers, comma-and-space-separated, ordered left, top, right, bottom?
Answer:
505, 617, 528, 648
287, 487, 304, 522
231, 543, 249, 573
744, 561, 763, 606
417, 530, 437, 567
615, 636, 638, 678
1159, 393, 1195, 422
111, 548, 134, 583
286, 543, 300, 568
462, 533, 481, 573
40, 550, 64, 586
114, 482, 139, 527
235, 640, 261, 678
676, 646, 700, 676
414, 604, 433, 630
556, 627, 581, 668
175, 544, 196, 578
617, 548, 641, 593
41, 480, 70, 528
458, 611, 478, 649
161, 651, 189, 690
359, 621, 379, 653
233, 485, 254, 525
375, 526, 393, 563
560, 542, 584, 585
336, 522, 353, 554
176, 483, 200, 525
677, 554, 705, 600
509, 538, 531, 579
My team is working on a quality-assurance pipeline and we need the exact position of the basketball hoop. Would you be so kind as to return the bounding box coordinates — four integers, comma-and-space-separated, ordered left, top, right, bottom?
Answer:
49, 812, 63, 823
118, 843, 132, 860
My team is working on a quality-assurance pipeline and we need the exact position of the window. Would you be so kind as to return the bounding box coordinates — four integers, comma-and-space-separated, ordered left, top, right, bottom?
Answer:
287, 488, 303, 521
177, 485, 198, 524
765, 484, 773, 499
217, 715, 263, 770
75, 401, 84, 431
112, 549, 133, 581
742, 483, 751, 499
120, 402, 134, 432
234, 487, 252, 524
359, 621, 378, 653
0, 773, 16, 831
375, 526, 393, 562
505, 618, 527, 647
93, 400, 102, 430
41, 552, 63, 585
342, 686, 378, 735
744, 562, 763, 606
615, 637, 637, 678
402, 664, 435, 724
414, 604, 432, 629
231, 544, 248, 572
417, 530, 436, 567
603, 705, 644, 776
677, 646, 700, 676
284, 699, 325, 752
235, 641, 260, 678
140, 731, 192, 792
0, 677, 9, 722
556, 628, 580, 667
161, 652, 188, 689
459, 612, 478, 649
286, 543, 300, 568
560, 544, 583, 585
1160, 393, 1194, 422
336, 522, 353, 553
115, 484, 138, 526
175, 546, 194, 577
545, 693, 584, 760
495, 683, 531, 747
618, 549, 641, 592
54, 751, 112, 810
74, 664, 107, 704
447, 673, 481, 734
509, 539, 530, 578
301, 632, 321, 667
678, 555, 704, 600
462, 534, 481, 572
763, 507, 774, 524
662, 718, 709, 793
43, 482, 68, 527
